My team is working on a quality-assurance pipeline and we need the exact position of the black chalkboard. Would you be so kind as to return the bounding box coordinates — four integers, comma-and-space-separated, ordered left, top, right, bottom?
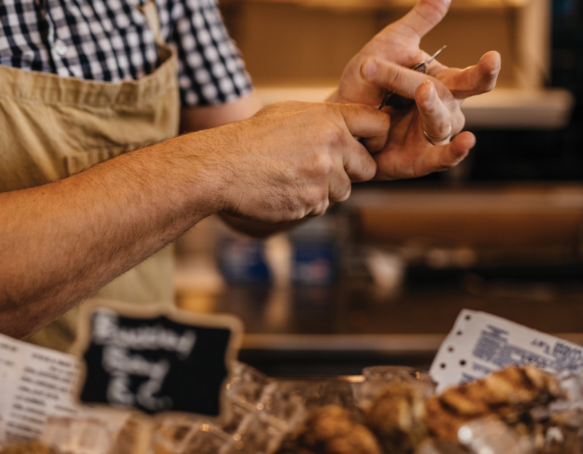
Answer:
77, 306, 239, 417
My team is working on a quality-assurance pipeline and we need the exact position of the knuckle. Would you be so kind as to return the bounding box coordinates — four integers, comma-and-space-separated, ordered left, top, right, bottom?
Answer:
311, 152, 335, 178
340, 183, 352, 202
310, 201, 329, 218
321, 121, 346, 147
362, 162, 377, 181
351, 161, 376, 183
330, 180, 352, 203
387, 66, 405, 91
438, 123, 451, 137
304, 185, 328, 210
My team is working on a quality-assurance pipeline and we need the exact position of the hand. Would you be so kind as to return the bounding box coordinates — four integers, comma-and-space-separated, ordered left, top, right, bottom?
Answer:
360, 59, 481, 179
209, 101, 390, 223
332, 0, 501, 179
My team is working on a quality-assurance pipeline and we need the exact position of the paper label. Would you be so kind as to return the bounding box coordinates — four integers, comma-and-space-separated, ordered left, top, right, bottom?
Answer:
430, 309, 583, 393
0, 334, 80, 442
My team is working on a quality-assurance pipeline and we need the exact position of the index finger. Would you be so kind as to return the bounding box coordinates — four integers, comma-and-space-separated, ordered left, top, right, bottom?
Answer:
392, 0, 451, 41
361, 58, 456, 107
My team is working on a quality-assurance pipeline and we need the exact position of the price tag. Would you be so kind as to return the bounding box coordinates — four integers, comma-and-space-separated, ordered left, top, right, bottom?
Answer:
72, 301, 242, 422
0, 334, 81, 443
430, 309, 583, 393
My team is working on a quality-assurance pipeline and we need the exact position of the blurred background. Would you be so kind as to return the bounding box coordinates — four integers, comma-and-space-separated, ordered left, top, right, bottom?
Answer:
174, 0, 583, 377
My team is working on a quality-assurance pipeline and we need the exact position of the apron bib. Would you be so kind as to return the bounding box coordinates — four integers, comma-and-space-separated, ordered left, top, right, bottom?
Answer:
0, 1, 180, 352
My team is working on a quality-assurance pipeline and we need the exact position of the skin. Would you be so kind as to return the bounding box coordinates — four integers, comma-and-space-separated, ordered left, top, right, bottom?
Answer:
0, 102, 389, 338
0, 0, 500, 338
200, 0, 501, 234
330, 0, 500, 179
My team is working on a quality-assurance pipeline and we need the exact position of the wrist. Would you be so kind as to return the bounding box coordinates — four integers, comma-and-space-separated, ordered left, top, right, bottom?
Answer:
176, 125, 241, 217
131, 130, 231, 223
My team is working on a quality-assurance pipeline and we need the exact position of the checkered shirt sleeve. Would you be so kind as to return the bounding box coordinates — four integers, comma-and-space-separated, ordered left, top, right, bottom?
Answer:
164, 0, 253, 106
0, 0, 253, 107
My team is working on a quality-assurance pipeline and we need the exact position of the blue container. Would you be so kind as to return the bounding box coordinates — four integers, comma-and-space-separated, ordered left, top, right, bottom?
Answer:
292, 239, 338, 286
289, 214, 339, 286
217, 238, 272, 285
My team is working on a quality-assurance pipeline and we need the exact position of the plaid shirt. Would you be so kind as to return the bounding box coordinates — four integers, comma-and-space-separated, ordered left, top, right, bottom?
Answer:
0, 0, 253, 107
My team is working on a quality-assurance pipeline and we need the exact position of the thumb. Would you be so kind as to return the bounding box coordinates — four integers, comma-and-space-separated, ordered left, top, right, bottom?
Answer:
337, 103, 391, 143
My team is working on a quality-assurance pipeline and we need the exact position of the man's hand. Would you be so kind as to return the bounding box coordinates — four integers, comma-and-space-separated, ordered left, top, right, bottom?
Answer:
358, 59, 480, 179
206, 101, 390, 223
330, 0, 501, 179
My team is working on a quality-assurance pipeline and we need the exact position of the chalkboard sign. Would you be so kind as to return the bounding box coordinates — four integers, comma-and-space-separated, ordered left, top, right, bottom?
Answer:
72, 301, 242, 420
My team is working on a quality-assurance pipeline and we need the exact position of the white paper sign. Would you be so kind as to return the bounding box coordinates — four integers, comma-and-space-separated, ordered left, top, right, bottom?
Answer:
0, 333, 81, 442
430, 309, 583, 393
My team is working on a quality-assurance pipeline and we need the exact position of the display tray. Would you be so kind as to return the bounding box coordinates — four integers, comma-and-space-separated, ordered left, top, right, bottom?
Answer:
8, 364, 581, 454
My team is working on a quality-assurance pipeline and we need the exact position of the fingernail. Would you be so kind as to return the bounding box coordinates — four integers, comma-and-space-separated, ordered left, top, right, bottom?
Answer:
363, 60, 378, 79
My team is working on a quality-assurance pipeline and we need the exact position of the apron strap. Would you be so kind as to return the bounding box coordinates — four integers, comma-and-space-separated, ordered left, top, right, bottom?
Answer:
137, 0, 165, 47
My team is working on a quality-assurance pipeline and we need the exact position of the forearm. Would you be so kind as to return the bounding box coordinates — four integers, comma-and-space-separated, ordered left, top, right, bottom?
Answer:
0, 132, 226, 338
180, 91, 263, 133
0, 97, 391, 338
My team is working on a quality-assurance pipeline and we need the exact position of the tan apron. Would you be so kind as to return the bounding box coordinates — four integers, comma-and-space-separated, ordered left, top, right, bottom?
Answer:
0, 1, 180, 352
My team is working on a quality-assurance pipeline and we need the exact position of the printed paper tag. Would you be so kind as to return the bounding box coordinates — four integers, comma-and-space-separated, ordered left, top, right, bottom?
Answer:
430, 309, 583, 393
0, 334, 80, 442
72, 301, 243, 423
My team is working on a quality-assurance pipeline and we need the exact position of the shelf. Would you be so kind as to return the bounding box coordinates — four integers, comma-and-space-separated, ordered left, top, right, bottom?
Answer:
461, 88, 575, 129
254, 86, 575, 129
222, 0, 530, 11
